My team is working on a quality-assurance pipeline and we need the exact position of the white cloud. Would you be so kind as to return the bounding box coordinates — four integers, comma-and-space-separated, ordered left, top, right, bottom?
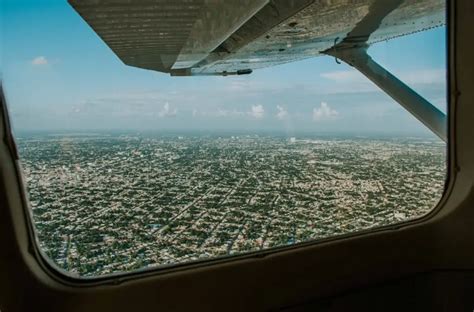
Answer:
226, 79, 250, 91
158, 102, 177, 118
222, 78, 272, 94
320, 70, 365, 82
31, 56, 48, 66
320, 68, 445, 86
276, 105, 288, 120
248, 105, 264, 119
220, 109, 244, 117
400, 69, 445, 85
197, 108, 245, 118
313, 102, 338, 121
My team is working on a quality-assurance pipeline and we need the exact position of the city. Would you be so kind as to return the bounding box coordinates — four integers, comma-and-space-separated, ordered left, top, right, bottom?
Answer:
18, 133, 446, 277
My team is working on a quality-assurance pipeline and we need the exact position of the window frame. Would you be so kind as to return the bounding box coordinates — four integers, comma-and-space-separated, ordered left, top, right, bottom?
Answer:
2, 0, 473, 310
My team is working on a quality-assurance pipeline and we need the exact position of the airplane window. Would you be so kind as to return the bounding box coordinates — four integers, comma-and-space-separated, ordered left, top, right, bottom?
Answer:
2, 1, 447, 277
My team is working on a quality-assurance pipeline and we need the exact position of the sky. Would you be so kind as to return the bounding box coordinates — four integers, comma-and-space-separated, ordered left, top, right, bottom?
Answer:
1, 0, 447, 136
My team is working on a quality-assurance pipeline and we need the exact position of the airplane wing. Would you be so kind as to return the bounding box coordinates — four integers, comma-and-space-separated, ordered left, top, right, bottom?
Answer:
68, 0, 445, 76
68, 0, 447, 142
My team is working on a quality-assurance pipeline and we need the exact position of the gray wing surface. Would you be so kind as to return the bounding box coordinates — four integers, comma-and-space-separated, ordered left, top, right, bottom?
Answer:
69, 0, 445, 76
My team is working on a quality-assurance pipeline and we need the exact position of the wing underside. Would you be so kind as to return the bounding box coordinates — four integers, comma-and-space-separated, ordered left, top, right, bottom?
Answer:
68, 0, 445, 76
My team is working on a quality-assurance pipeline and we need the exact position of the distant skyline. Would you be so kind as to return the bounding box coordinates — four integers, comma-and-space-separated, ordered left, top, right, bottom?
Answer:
2, 0, 447, 136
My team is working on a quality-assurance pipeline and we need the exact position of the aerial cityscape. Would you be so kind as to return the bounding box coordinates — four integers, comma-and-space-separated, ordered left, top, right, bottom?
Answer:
18, 133, 446, 277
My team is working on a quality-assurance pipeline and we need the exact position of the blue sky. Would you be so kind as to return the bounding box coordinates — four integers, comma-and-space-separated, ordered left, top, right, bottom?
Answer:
1, 0, 447, 136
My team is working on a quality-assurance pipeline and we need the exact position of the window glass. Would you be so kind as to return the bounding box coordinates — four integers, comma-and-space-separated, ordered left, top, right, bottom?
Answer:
2, 0, 447, 277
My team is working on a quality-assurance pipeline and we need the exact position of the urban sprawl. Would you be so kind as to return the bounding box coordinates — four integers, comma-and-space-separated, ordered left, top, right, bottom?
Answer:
18, 134, 446, 276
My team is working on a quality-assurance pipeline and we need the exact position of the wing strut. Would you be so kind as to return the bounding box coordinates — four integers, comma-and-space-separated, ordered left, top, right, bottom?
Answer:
325, 46, 447, 141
